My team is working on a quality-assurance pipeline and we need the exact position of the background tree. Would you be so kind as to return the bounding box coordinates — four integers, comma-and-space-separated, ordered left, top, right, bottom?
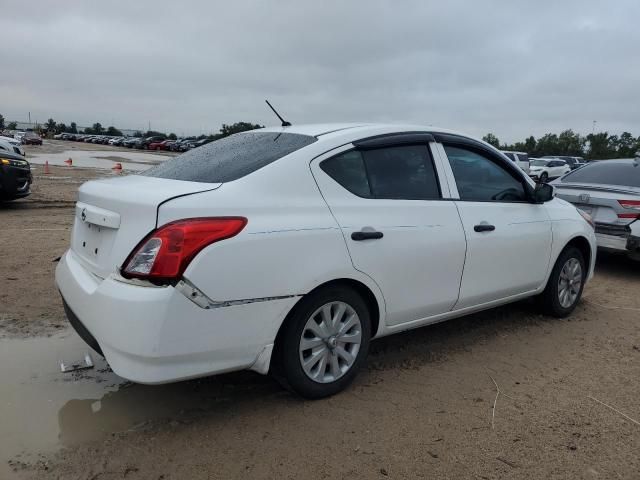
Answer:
617, 132, 636, 158
7, 121, 17, 130
84, 126, 93, 134
69, 122, 78, 134
219, 122, 263, 138
144, 130, 165, 137
92, 123, 104, 135
482, 133, 500, 148
556, 130, 585, 156
46, 118, 57, 133
106, 126, 123, 136
586, 132, 615, 160
0, 114, 5, 130
56, 123, 67, 134
168, 133, 177, 140
133, 131, 143, 137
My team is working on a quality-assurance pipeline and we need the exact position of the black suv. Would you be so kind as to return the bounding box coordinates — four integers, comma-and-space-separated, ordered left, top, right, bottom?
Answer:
0, 151, 32, 201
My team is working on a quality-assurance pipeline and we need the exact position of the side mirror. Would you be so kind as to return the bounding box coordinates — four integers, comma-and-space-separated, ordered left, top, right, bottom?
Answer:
533, 183, 554, 203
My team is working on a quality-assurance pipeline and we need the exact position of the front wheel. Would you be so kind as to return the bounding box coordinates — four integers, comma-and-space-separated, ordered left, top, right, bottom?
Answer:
272, 286, 371, 399
537, 246, 586, 317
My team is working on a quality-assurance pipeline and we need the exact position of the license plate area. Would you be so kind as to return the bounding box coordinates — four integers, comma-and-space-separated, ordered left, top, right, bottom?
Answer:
78, 222, 106, 259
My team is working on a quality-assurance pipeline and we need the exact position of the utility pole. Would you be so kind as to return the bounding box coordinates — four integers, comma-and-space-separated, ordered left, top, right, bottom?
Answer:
592, 120, 597, 135
28, 112, 31, 126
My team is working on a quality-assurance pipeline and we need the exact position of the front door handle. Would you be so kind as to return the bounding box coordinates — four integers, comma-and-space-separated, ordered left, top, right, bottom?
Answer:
351, 230, 384, 241
474, 224, 495, 232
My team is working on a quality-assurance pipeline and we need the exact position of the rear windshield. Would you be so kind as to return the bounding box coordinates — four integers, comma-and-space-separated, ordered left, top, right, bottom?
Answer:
560, 160, 640, 187
144, 131, 317, 183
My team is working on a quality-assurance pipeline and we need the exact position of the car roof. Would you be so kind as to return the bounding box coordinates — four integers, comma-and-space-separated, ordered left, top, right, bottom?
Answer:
259, 123, 471, 140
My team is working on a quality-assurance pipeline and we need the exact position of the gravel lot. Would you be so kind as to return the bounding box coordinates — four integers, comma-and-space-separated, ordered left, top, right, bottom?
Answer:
2, 143, 640, 479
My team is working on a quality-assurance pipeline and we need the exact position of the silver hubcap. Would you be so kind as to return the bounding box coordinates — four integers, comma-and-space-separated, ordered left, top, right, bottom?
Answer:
299, 301, 362, 384
558, 258, 583, 308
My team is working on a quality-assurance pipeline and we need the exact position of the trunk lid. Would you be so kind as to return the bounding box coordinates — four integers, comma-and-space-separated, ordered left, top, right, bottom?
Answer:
553, 182, 640, 225
71, 175, 220, 278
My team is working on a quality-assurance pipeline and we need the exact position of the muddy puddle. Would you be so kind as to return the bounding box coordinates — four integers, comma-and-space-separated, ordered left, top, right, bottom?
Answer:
0, 329, 277, 478
25, 150, 168, 172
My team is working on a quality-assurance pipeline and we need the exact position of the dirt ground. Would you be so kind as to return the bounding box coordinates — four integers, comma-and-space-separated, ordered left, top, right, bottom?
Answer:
2, 147, 640, 479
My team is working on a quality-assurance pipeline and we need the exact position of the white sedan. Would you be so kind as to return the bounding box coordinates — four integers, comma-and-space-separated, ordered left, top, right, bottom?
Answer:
56, 124, 596, 398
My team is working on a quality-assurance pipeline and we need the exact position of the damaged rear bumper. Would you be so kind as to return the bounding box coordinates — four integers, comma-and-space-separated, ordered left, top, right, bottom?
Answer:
55, 250, 298, 384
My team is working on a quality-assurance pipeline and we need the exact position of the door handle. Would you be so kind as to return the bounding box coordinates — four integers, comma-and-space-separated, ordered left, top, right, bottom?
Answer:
351, 230, 384, 241
474, 224, 495, 232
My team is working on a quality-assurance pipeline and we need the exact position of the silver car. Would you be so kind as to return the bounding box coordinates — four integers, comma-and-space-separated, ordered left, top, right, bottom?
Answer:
553, 158, 640, 260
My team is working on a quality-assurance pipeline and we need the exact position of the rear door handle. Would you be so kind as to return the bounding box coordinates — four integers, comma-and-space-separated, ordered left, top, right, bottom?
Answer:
474, 224, 495, 232
351, 230, 384, 241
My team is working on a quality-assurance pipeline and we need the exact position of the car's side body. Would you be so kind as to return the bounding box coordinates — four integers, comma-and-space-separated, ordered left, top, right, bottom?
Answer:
529, 159, 571, 181
56, 124, 596, 386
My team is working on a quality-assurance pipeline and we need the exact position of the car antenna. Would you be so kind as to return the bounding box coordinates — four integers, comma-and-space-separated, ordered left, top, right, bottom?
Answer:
265, 100, 291, 127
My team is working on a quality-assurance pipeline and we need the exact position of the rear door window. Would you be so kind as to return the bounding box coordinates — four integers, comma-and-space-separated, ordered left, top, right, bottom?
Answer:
144, 131, 317, 183
320, 145, 441, 200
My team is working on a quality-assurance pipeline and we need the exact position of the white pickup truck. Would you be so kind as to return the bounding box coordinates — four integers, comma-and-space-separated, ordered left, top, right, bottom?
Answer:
501, 151, 530, 174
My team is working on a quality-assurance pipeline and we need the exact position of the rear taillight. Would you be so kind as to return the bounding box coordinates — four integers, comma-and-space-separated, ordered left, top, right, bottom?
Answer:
121, 217, 247, 282
617, 200, 640, 219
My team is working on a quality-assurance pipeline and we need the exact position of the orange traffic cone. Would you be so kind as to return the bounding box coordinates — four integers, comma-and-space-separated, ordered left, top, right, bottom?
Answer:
44, 160, 51, 174
64, 158, 73, 166
112, 162, 123, 172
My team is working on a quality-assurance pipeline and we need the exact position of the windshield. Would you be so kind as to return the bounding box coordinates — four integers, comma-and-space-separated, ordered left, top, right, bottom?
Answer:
144, 131, 317, 183
559, 160, 640, 187
530, 160, 548, 167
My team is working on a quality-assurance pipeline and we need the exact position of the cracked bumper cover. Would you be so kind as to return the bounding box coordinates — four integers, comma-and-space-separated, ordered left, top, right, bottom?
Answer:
55, 250, 298, 384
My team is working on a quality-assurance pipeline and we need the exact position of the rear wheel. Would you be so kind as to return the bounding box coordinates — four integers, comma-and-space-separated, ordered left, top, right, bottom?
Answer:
272, 286, 371, 399
538, 246, 586, 317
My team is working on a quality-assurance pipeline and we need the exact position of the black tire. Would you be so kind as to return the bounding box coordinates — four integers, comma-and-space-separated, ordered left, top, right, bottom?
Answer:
539, 172, 549, 183
538, 246, 586, 317
272, 285, 371, 399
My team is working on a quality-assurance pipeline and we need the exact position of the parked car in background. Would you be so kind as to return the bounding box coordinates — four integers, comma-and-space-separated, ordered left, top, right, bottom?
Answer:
148, 139, 173, 150
123, 137, 139, 148
22, 132, 43, 145
0, 150, 32, 201
56, 124, 595, 399
13, 131, 25, 142
136, 136, 166, 149
0, 136, 26, 156
542, 156, 585, 170
501, 151, 530, 173
191, 138, 213, 149
529, 158, 571, 182
553, 158, 640, 260
172, 138, 198, 151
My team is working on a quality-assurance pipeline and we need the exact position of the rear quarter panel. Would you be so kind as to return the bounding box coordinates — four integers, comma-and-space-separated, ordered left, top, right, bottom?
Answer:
156, 147, 387, 334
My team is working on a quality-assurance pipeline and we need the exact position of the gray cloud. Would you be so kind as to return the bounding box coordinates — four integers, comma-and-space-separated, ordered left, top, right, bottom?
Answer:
1, 0, 639, 141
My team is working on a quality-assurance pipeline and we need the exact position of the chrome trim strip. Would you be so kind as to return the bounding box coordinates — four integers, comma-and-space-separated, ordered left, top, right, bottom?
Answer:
175, 278, 299, 309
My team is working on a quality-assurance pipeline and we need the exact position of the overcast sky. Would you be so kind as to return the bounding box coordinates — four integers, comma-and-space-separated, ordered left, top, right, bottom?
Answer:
1, 1, 639, 142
